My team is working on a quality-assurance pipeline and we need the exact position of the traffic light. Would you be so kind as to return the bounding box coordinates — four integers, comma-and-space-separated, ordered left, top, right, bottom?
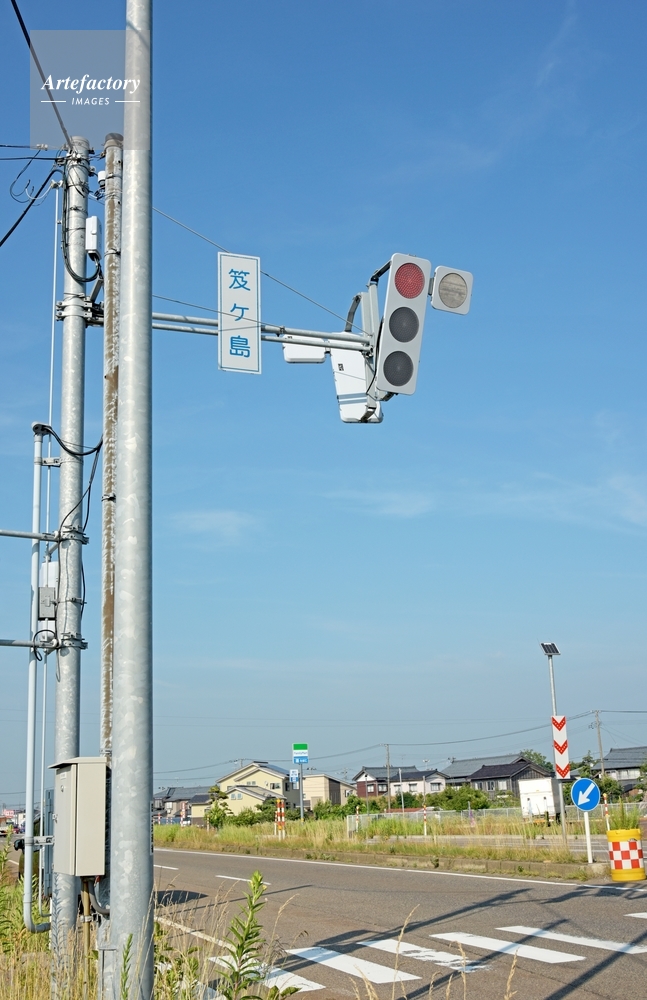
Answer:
430, 265, 473, 315
375, 254, 432, 396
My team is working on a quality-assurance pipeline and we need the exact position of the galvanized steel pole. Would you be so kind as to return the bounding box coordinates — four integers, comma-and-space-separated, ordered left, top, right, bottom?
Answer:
52, 136, 89, 952
109, 5, 154, 996
95, 131, 123, 997
23, 425, 50, 933
100, 133, 123, 760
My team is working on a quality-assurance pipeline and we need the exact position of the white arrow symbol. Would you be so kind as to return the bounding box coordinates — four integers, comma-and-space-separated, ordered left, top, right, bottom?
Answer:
577, 782, 596, 806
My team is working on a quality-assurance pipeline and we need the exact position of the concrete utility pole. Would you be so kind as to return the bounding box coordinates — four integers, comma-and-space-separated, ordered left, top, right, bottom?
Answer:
52, 135, 89, 953
385, 744, 391, 812
100, 133, 123, 760
109, 4, 154, 996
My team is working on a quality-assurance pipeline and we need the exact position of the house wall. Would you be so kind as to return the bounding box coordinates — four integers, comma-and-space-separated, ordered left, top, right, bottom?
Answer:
218, 764, 299, 810
225, 788, 273, 816
303, 775, 355, 808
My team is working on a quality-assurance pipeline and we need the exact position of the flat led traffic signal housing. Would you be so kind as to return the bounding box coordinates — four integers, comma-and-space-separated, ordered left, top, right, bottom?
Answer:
431, 265, 473, 315
375, 254, 432, 396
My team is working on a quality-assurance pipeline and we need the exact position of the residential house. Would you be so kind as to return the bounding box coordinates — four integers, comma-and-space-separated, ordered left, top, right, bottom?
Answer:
188, 792, 211, 826
469, 758, 552, 800
216, 761, 300, 811
302, 773, 355, 809
223, 785, 276, 816
443, 754, 537, 788
595, 747, 647, 792
354, 766, 447, 800
153, 785, 212, 823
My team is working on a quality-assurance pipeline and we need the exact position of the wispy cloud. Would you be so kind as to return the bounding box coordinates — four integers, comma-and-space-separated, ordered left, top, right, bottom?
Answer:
328, 489, 433, 518
174, 508, 258, 544
327, 472, 647, 533
385, 1, 607, 182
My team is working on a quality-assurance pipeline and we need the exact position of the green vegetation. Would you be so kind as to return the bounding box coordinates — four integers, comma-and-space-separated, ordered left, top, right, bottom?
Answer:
520, 749, 554, 774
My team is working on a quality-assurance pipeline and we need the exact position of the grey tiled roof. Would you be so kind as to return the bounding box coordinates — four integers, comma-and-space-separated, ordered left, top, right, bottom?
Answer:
599, 746, 647, 769
443, 754, 522, 780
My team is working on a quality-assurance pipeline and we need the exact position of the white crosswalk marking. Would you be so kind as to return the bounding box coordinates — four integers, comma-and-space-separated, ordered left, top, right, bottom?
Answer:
499, 925, 647, 955
287, 947, 420, 983
263, 968, 325, 992
359, 938, 488, 972
209, 957, 324, 992
431, 932, 584, 965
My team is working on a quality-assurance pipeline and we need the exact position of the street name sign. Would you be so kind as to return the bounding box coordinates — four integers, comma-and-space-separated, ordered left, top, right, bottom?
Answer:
292, 743, 308, 764
218, 253, 261, 374
571, 778, 601, 812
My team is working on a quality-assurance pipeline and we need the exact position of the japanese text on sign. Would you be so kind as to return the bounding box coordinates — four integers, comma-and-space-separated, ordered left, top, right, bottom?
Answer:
218, 253, 261, 374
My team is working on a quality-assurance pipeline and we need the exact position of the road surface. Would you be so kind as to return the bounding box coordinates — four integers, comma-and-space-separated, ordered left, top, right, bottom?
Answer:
153, 847, 647, 999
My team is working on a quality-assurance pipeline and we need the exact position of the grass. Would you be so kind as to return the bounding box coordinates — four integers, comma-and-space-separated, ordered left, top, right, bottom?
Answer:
152, 817, 606, 866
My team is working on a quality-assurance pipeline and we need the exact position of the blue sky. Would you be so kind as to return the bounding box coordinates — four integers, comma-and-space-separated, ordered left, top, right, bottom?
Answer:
0, 1, 646, 803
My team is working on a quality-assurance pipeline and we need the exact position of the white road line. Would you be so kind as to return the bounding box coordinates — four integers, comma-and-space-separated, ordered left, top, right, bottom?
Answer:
154, 847, 591, 889
210, 958, 323, 992
156, 916, 222, 945
215, 874, 270, 885
287, 947, 420, 983
626, 913, 647, 919
359, 938, 487, 972
263, 968, 324, 992
499, 925, 647, 955
431, 932, 584, 965
154, 864, 179, 870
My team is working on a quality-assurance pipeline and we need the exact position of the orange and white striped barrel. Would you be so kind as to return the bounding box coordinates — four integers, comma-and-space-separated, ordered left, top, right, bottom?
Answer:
607, 828, 646, 882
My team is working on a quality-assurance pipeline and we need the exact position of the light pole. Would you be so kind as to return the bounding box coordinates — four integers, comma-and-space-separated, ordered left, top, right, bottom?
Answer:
540, 642, 568, 845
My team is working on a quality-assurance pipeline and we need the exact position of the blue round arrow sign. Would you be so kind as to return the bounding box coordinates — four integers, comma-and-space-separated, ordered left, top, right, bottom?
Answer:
570, 777, 601, 812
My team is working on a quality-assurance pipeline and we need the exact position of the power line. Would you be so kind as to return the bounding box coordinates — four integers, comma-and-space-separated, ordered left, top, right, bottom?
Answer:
153, 293, 217, 314
0, 168, 58, 249
9, 0, 72, 148
153, 206, 364, 331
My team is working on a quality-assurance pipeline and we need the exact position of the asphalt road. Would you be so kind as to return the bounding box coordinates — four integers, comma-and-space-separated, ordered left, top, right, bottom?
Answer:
153, 847, 647, 1000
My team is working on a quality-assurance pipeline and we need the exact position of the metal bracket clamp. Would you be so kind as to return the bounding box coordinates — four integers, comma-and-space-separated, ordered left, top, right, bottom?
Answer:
59, 632, 88, 650
59, 526, 89, 545
41, 456, 61, 467
56, 297, 104, 326
33, 836, 54, 847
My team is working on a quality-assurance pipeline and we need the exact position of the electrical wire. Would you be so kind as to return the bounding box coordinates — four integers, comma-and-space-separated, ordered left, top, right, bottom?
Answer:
61, 156, 101, 283
58, 440, 102, 535
9, 0, 72, 149
0, 168, 59, 249
153, 759, 243, 776
40, 424, 102, 459
0, 155, 59, 161
153, 207, 367, 333
153, 293, 218, 314
10, 149, 44, 202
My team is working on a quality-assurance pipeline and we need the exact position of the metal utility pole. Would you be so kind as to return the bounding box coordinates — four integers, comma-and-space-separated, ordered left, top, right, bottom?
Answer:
109, 4, 153, 996
52, 135, 90, 951
23, 425, 50, 934
100, 133, 123, 759
545, 650, 568, 846
299, 762, 304, 821
594, 710, 605, 776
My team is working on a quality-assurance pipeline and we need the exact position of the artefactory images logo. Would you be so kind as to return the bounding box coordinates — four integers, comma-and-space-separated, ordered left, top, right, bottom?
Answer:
29, 30, 149, 150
